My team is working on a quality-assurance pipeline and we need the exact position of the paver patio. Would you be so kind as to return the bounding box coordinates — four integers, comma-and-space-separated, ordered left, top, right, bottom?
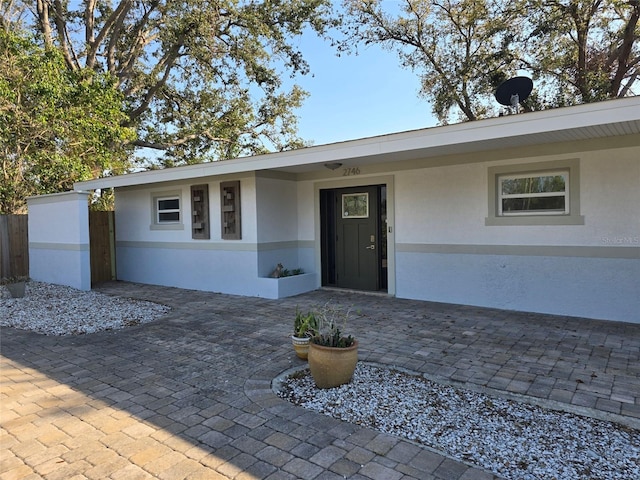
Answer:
1, 282, 639, 479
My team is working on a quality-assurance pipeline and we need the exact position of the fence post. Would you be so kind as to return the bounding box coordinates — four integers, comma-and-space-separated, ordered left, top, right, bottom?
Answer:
0, 215, 10, 278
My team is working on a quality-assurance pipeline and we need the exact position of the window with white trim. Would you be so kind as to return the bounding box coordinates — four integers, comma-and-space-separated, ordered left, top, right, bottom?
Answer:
156, 196, 181, 223
498, 171, 568, 216
486, 159, 584, 226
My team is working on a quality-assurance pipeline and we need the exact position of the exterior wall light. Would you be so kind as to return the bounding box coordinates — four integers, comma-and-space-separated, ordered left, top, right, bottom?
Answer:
324, 163, 342, 171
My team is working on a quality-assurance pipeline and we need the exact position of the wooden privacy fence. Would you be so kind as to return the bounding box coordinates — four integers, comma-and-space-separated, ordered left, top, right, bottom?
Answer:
90, 210, 116, 284
0, 211, 115, 284
0, 215, 29, 279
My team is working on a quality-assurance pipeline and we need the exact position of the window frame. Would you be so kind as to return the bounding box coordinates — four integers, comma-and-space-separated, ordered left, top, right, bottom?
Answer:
497, 170, 569, 216
150, 190, 184, 230
486, 159, 584, 226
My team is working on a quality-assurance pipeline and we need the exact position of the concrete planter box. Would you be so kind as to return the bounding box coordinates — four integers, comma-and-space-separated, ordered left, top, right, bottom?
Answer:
257, 273, 318, 299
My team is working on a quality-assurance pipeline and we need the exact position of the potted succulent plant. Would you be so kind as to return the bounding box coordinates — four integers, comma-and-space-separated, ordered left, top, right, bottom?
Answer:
1, 276, 28, 298
291, 308, 318, 360
308, 302, 358, 389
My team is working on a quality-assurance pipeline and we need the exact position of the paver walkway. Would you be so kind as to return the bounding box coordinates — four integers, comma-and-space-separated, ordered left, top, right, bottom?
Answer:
1, 282, 639, 479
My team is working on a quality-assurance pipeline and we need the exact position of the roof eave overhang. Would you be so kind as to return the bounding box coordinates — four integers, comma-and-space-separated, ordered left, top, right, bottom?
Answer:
75, 97, 640, 191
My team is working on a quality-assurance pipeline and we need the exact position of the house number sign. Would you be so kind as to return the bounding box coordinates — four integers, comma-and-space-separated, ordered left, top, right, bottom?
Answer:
343, 167, 361, 176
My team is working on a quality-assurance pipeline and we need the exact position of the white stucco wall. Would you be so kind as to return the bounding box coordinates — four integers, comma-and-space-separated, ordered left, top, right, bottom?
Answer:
27, 192, 91, 290
297, 181, 316, 241
115, 176, 257, 243
254, 175, 313, 277
105, 142, 638, 319
256, 176, 298, 243
113, 175, 318, 298
114, 177, 259, 294
395, 147, 639, 246
393, 145, 640, 323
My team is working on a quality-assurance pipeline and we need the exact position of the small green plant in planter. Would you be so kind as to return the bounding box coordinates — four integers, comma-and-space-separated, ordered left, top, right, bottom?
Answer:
311, 326, 355, 348
1, 276, 28, 298
294, 308, 318, 338
308, 301, 358, 388
270, 263, 305, 278
291, 308, 318, 360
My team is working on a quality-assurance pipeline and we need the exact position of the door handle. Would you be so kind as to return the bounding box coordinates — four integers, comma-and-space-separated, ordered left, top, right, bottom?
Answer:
365, 245, 375, 250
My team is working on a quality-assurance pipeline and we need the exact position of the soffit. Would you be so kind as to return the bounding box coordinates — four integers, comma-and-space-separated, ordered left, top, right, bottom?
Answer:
75, 98, 640, 189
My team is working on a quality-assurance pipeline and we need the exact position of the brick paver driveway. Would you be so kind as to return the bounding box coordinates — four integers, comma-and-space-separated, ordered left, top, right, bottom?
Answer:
2, 282, 639, 479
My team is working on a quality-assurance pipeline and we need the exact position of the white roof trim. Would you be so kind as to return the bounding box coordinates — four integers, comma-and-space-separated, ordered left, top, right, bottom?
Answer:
75, 97, 640, 190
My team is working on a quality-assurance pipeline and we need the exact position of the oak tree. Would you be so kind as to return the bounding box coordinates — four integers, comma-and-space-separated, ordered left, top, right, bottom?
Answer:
523, 0, 639, 105
0, 28, 135, 214
30, 0, 337, 165
341, 0, 639, 123
341, 0, 522, 123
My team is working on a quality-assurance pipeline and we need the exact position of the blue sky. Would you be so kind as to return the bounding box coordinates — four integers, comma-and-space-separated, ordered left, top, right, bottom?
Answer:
286, 28, 438, 146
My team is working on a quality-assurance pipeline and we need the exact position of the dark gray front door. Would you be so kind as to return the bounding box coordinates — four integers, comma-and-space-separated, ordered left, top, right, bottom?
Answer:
335, 186, 379, 290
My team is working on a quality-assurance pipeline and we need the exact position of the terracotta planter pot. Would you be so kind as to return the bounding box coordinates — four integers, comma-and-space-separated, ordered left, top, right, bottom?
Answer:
291, 336, 311, 360
308, 340, 358, 389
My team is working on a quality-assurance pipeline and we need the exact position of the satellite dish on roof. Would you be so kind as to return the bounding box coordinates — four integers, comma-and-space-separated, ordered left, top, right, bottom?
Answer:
495, 76, 533, 114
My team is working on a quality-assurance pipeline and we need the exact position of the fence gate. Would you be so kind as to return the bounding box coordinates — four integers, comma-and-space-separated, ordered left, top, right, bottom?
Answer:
0, 214, 29, 279
89, 211, 116, 284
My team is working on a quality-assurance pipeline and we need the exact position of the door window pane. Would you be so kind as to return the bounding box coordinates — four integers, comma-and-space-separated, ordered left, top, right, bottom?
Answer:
342, 193, 369, 218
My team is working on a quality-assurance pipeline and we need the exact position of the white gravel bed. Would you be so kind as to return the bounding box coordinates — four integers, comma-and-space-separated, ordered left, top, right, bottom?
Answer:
0, 281, 170, 335
277, 363, 640, 480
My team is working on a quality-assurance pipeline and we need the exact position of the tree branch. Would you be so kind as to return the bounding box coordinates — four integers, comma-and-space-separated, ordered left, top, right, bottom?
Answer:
117, 3, 161, 88
85, 0, 95, 47
127, 26, 191, 123
35, 0, 53, 48
609, 2, 639, 96
52, 0, 77, 70
85, 0, 133, 71
132, 130, 234, 150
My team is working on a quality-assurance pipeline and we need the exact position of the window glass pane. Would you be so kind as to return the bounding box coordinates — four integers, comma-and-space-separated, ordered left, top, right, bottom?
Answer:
158, 198, 180, 210
501, 175, 566, 195
342, 193, 368, 218
158, 211, 180, 222
502, 196, 565, 213
489, 162, 580, 224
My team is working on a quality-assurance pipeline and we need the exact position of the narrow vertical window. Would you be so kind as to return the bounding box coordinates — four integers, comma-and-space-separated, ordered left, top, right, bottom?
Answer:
220, 181, 241, 240
191, 184, 210, 239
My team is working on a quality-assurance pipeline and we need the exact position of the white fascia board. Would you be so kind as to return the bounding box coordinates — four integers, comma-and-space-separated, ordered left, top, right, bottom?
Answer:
75, 97, 640, 191
26, 191, 90, 205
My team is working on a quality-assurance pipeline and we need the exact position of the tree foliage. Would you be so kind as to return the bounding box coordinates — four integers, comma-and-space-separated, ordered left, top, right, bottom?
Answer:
0, 28, 135, 214
341, 0, 639, 123
523, 0, 640, 105
342, 0, 521, 123
27, 0, 337, 166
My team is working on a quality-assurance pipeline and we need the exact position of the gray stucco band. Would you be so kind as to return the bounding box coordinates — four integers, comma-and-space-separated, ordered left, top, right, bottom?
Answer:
116, 240, 314, 252
396, 243, 639, 259
257, 240, 314, 251
29, 242, 90, 251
